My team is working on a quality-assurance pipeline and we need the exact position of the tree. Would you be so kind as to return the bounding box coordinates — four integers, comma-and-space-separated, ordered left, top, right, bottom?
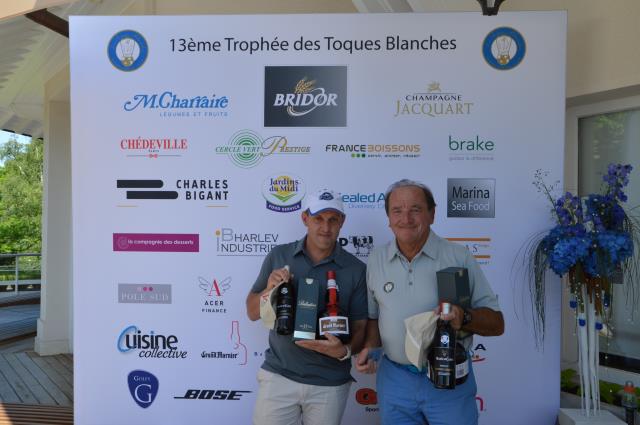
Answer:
0, 137, 43, 254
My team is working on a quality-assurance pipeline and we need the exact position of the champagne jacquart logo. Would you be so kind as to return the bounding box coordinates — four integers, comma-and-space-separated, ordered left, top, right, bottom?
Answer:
262, 174, 306, 213
264, 66, 347, 127
394, 81, 473, 118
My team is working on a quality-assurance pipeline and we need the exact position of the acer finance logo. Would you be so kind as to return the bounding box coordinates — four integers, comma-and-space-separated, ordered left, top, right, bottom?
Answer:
264, 66, 346, 127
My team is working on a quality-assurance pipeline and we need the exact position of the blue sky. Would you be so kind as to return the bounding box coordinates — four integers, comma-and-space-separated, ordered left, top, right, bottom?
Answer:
0, 130, 32, 165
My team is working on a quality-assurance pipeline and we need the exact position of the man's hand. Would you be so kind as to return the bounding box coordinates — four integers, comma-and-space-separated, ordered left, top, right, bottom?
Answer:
265, 267, 291, 292
295, 333, 348, 359
355, 348, 378, 374
437, 304, 464, 331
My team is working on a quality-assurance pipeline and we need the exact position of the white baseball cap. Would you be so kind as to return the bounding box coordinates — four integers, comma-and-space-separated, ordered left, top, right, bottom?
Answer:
305, 189, 344, 216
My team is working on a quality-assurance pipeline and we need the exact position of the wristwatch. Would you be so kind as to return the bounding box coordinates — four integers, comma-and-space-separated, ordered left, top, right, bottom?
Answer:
338, 344, 351, 361
462, 308, 473, 327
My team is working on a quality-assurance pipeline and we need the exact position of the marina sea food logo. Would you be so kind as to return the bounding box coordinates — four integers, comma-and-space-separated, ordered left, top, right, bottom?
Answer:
108, 30, 148, 72
262, 174, 306, 213
264, 66, 347, 127
482, 27, 526, 70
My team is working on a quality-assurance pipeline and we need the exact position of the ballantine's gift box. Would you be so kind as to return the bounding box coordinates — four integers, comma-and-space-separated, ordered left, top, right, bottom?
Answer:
293, 277, 320, 340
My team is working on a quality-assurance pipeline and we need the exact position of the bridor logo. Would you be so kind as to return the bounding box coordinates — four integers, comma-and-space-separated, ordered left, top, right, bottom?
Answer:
264, 66, 347, 127
127, 370, 159, 409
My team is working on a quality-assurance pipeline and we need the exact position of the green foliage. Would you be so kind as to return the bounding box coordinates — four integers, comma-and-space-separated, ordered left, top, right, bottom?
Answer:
0, 137, 43, 254
562, 368, 640, 408
561, 368, 578, 393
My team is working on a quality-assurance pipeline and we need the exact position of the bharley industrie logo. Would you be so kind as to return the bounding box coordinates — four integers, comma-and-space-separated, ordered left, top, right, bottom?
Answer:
264, 66, 347, 127
445, 237, 492, 266
198, 275, 231, 314
339, 236, 374, 258
120, 137, 188, 159
201, 321, 248, 366
394, 81, 473, 118
113, 233, 199, 252
118, 283, 172, 304
117, 325, 188, 359
128, 370, 159, 409
116, 179, 229, 204
215, 228, 279, 256
108, 30, 148, 72
325, 143, 421, 159
447, 178, 495, 218
262, 174, 306, 213
216, 130, 311, 168
123, 91, 229, 119
483, 27, 526, 70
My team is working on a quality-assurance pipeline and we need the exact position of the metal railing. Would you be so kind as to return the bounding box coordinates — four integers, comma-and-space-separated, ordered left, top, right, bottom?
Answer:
0, 253, 42, 295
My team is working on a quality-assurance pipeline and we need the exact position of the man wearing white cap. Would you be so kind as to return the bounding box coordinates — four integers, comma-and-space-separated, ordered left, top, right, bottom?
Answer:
246, 188, 368, 425
355, 179, 504, 425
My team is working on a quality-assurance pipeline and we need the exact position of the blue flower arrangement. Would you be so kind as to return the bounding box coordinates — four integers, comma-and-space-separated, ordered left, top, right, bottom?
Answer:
525, 164, 639, 345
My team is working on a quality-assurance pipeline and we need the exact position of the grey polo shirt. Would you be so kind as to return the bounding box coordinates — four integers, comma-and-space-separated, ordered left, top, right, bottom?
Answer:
367, 231, 500, 365
251, 237, 368, 386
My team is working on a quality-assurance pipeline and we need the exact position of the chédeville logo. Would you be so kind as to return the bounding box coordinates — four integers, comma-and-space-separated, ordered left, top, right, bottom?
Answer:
128, 370, 159, 408
264, 66, 347, 127
120, 137, 188, 159
108, 30, 148, 72
482, 27, 526, 70
262, 174, 306, 213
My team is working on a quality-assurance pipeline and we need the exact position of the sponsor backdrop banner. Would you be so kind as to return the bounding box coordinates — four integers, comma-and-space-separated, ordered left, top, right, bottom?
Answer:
71, 13, 566, 425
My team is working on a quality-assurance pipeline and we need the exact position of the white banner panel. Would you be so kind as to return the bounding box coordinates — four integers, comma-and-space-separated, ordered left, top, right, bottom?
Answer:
71, 12, 566, 425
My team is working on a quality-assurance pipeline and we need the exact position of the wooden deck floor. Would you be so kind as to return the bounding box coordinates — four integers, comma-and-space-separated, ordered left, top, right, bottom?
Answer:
0, 337, 73, 423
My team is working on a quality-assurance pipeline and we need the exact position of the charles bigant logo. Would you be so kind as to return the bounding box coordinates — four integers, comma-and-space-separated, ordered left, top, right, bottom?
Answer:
127, 370, 159, 408
108, 30, 148, 72
264, 66, 347, 127
116, 179, 229, 204
446, 178, 495, 218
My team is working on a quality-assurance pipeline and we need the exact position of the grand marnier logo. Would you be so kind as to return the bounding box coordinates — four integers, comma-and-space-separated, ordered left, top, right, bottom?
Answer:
264, 66, 347, 127
447, 178, 495, 218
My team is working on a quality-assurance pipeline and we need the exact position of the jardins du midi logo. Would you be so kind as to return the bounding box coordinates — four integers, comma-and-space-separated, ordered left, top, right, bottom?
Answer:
394, 81, 473, 118
215, 130, 310, 168
262, 174, 306, 213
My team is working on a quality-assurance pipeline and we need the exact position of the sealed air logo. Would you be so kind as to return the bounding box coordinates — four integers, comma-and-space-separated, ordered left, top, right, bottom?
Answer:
264, 66, 347, 127
128, 370, 159, 408
108, 30, 148, 72
483, 27, 526, 70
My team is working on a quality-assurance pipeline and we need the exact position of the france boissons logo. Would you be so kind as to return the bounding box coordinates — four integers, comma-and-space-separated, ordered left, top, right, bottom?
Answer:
127, 370, 159, 408
264, 66, 347, 127
482, 27, 526, 70
447, 178, 495, 218
262, 174, 306, 213
108, 30, 148, 72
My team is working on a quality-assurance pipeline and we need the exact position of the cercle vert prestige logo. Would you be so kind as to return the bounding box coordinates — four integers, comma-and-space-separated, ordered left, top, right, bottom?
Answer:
108, 30, 148, 72
482, 27, 526, 70
215, 130, 311, 169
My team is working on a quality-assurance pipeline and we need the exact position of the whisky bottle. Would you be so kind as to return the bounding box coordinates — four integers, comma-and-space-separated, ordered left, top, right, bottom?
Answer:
275, 265, 295, 335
